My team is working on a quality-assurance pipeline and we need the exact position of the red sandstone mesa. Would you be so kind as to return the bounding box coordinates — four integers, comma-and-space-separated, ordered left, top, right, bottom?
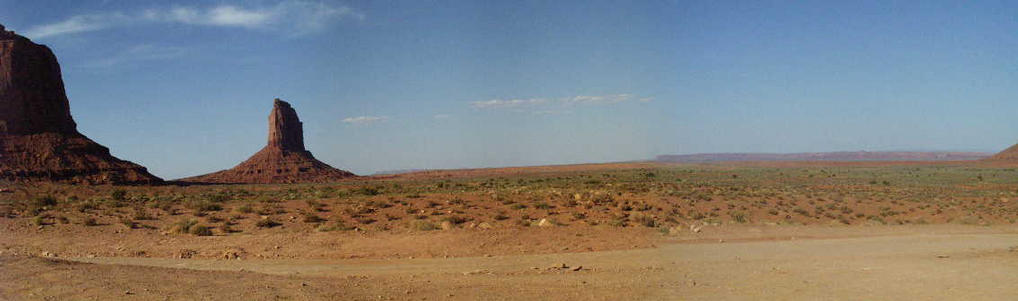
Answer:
179, 99, 355, 184
0, 24, 161, 184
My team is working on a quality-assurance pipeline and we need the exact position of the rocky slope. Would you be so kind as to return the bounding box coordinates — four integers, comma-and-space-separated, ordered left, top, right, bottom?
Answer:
0, 24, 161, 184
985, 143, 1018, 161
179, 99, 355, 184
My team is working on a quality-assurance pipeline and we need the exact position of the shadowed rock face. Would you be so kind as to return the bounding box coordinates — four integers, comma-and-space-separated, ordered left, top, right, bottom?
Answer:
0, 26, 161, 184
0, 28, 77, 135
179, 99, 355, 184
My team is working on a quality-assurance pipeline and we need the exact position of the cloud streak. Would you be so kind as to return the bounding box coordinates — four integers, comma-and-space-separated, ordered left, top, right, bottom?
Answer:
470, 94, 651, 110
342, 116, 387, 125
24, 1, 363, 39
81, 44, 188, 68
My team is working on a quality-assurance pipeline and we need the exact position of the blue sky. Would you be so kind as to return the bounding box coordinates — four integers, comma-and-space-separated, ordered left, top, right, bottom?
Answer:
2, 0, 1016, 178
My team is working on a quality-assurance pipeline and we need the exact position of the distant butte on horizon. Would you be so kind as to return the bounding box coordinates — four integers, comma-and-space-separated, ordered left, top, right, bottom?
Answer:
984, 143, 1018, 161
178, 98, 356, 184
656, 151, 993, 163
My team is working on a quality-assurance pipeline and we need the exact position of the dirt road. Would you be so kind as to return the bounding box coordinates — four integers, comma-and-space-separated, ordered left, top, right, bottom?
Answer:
5, 227, 1017, 300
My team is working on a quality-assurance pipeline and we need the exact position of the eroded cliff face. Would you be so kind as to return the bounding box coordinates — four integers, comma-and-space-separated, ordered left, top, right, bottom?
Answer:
179, 99, 355, 184
267, 99, 306, 152
0, 25, 161, 184
0, 27, 77, 136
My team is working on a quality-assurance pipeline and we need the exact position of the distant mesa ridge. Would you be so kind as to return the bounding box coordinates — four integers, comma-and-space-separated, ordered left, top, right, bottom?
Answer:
0, 24, 161, 184
656, 151, 992, 163
179, 99, 356, 184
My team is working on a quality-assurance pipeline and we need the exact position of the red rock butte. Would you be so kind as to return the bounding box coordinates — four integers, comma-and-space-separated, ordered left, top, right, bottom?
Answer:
985, 143, 1018, 161
179, 99, 356, 184
0, 25, 161, 184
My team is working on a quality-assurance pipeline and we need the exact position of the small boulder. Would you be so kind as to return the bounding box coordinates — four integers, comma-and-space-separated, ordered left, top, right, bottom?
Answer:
537, 219, 555, 227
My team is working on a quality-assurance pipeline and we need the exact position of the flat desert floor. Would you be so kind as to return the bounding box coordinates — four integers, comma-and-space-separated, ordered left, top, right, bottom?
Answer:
3, 161, 1018, 300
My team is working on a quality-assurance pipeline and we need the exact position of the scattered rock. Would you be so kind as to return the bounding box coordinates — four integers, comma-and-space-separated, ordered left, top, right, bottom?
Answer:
440, 221, 454, 230
177, 249, 197, 259
222, 249, 243, 260
477, 222, 493, 230
40, 251, 57, 258
936, 255, 950, 259
571, 266, 583, 271
537, 219, 555, 227
689, 224, 702, 233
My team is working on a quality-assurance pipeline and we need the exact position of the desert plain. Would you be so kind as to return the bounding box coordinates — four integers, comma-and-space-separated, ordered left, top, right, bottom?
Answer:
4, 161, 1018, 300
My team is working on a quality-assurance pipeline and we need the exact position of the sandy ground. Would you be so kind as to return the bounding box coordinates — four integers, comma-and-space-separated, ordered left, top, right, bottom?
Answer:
4, 225, 1018, 300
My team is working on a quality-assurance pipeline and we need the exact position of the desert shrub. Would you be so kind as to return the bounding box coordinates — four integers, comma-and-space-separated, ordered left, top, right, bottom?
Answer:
317, 220, 354, 232
410, 220, 438, 231
441, 215, 469, 225
730, 211, 748, 223
83, 217, 98, 226
205, 192, 230, 203
236, 204, 254, 214
132, 207, 153, 220
111, 189, 128, 201
33, 195, 58, 207
256, 218, 281, 228
534, 202, 551, 210
190, 225, 213, 236
119, 217, 137, 229
187, 200, 223, 213
357, 186, 381, 196
493, 212, 510, 221
631, 213, 657, 227
172, 219, 198, 233
303, 213, 325, 223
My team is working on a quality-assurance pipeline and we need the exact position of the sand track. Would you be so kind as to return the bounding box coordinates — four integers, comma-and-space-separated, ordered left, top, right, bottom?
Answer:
5, 227, 1017, 300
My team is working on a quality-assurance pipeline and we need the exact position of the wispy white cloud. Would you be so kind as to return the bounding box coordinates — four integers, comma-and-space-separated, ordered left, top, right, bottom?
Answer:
23, 13, 128, 38
81, 44, 188, 68
470, 94, 649, 111
470, 98, 549, 109
342, 116, 387, 125
24, 1, 363, 39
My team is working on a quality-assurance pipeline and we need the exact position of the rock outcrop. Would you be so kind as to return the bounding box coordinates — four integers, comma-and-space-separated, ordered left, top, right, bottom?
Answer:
0, 25, 161, 184
179, 99, 355, 184
986, 143, 1018, 162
